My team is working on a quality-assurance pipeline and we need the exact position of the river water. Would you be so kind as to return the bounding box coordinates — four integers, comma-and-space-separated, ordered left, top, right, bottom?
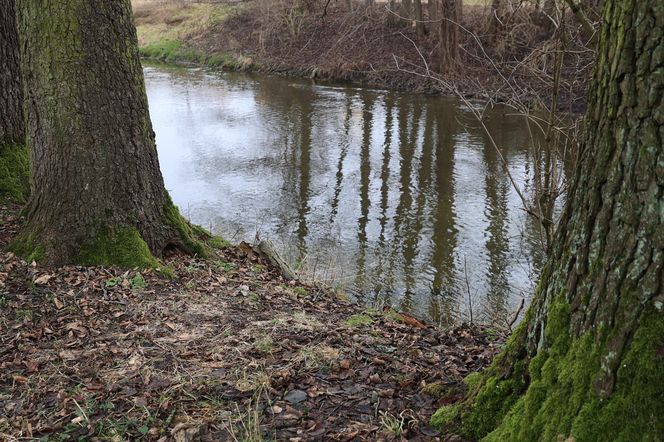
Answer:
144, 63, 562, 325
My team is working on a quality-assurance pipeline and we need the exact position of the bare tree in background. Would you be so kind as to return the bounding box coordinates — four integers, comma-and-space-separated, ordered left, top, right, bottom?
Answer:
414, 0, 425, 37
438, 0, 461, 73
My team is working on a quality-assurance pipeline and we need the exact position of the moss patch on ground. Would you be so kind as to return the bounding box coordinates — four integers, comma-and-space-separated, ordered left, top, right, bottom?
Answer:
0, 143, 30, 203
344, 313, 374, 327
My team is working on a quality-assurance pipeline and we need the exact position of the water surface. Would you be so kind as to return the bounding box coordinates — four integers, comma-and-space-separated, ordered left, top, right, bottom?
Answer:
145, 63, 561, 325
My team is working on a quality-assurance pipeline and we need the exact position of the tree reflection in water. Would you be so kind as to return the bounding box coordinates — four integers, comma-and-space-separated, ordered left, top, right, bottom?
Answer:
146, 64, 564, 324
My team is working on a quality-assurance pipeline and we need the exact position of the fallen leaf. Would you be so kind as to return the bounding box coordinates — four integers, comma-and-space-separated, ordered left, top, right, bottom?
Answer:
34, 274, 53, 285
12, 375, 29, 384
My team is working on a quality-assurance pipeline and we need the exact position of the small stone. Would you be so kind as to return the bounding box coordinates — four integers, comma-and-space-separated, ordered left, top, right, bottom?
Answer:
284, 389, 307, 404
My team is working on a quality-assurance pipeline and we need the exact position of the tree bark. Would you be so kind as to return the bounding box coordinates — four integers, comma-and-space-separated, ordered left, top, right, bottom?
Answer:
489, 0, 507, 42
414, 0, 425, 37
438, 0, 461, 73
0, 0, 23, 145
432, 0, 664, 439
402, 0, 412, 19
0, 0, 29, 203
14, 0, 207, 267
428, 0, 438, 23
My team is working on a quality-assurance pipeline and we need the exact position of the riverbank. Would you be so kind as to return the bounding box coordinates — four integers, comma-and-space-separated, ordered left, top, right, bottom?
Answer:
0, 205, 503, 440
133, 0, 593, 112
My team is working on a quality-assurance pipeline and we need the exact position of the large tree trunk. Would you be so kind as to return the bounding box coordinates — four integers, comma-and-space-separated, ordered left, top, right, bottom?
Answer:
431, 0, 664, 439
0, 0, 29, 203
13, 0, 209, 267
0, 0, 23, 146
438, 0, 461, 73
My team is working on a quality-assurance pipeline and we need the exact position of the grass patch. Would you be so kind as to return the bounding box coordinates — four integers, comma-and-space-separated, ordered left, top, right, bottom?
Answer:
133, 2, 234, 46
345, 314, 374, 327
295, 344, 341, 370
253, 335, 274, 354
134, 1, 253, 70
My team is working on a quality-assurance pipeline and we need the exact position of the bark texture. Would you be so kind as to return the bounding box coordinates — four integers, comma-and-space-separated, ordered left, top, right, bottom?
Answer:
414, 0, 424, 37
14, 0, 207, 266
0, 0, 29, 203
438, 0, 461, 73
488, 0, 507, 41
432, 0, 664, 440
0, 0, 23, 145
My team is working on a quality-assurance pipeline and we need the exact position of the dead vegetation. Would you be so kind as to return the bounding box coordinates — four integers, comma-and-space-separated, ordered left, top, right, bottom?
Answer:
133, 0, 595, 111
0, 206, 503, 440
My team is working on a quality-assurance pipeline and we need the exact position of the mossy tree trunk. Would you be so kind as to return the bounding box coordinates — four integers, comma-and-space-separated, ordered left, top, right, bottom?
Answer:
0, 0, 29, 202
14, 0, 207, 267
432, 0, 664, 440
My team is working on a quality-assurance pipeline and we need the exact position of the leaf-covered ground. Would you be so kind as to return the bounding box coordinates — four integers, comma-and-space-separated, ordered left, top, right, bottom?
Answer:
0, 206, 503, 441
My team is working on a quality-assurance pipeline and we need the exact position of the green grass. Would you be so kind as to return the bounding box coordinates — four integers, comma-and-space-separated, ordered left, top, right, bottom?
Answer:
134, 2, 234, 47
134, 2, 252, 70
345, 314, 374, 327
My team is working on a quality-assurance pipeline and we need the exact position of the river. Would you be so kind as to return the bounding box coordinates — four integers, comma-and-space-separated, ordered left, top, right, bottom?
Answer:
144, 63, 565, 326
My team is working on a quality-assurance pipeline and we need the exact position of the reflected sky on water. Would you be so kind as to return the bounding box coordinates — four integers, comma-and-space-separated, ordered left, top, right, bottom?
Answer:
145, 63, 563, 325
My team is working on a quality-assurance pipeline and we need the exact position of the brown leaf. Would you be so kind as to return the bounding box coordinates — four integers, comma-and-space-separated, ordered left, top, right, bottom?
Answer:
23, 360, 39, 373
400, 312, 427, 329
12, 375, 29, 384
34, 274, 53, 285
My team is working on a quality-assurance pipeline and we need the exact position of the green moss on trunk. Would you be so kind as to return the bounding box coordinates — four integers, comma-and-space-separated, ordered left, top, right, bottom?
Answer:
482, 299, 663, 442
432, 0, 663, 439
10, 230, 44, 263
163, 200, 229, 258
434, 297, 664, 441
0, 143, 29, 203
77, 226, 161, 268
11, 201, 228, 270
430, 318, 531, 439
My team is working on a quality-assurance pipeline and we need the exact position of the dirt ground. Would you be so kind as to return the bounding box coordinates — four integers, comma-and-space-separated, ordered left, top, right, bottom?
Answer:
0, 205, 503, 441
